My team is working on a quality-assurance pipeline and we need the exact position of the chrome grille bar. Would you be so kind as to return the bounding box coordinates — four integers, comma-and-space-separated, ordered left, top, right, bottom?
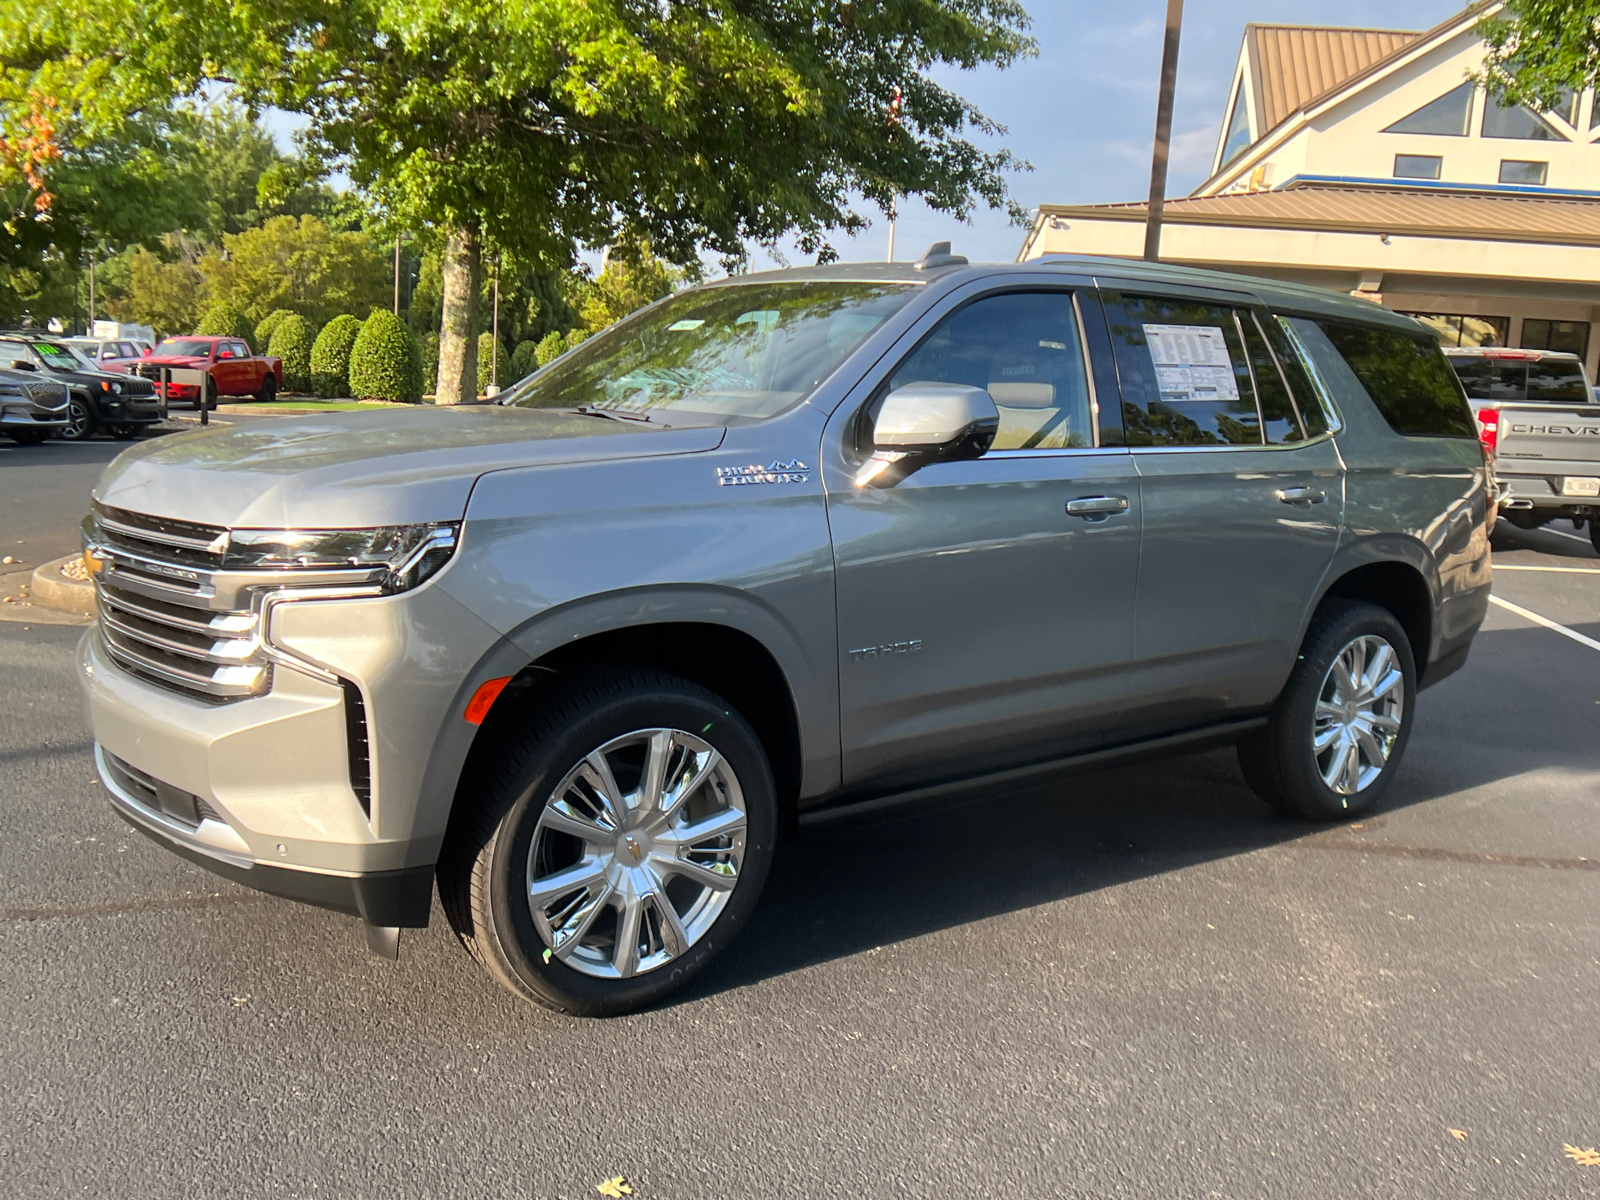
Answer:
101, 625, 269, 699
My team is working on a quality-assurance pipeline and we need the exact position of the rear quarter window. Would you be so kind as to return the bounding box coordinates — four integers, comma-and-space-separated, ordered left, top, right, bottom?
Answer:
1317, 322, 1476, 438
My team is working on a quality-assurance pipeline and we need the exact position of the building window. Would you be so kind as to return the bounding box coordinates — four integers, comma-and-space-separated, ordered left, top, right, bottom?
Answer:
1399, 313, 1510, 348
1499, 159, 1549, 185
1393, 154, 1442, 180
1521, 318, 1591, 359
1384, 82, 1473, 136
1220, 85, 1253, 168
1482, 93, 1564, 140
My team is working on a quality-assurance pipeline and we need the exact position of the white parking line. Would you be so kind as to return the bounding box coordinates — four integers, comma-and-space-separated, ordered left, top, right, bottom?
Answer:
1542, 527, 1591, 545
1489, 595, 1600, 653
1495, 565, 1600, 574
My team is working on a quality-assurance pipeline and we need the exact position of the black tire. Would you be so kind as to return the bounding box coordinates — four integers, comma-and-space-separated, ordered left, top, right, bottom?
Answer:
1590, 519, 1600, 556
256, 374, 276, 403
204, 378, 219, 411
57, 396, 95, 441
109, 423, 140, 440
1238, 599, 1417, 821
439, 666, 777, 1016
5, 428, 50, 445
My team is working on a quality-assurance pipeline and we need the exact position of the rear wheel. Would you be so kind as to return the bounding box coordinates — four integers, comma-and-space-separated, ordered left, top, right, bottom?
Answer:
1238, 599, 1416, 821
58, 397, 94, 441
440, 667, 776, 1016
256, 374, 276, 403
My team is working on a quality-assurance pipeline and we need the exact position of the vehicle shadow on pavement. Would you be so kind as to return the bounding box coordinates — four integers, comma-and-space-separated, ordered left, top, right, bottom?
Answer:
680, 622, 1593, 1005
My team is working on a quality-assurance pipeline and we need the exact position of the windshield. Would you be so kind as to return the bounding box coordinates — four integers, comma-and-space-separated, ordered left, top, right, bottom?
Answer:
1449, 355, 1590, 403
157, 338, 215, 358
34, 341, 96, 371
499, 282, 915, 424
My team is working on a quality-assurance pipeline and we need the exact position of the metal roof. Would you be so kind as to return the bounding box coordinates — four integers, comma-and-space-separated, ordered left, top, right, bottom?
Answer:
1041, 184, 1600, 248
1246, 24, 1425, 134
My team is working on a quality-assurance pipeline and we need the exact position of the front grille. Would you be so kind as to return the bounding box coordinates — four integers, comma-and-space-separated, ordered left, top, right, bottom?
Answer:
119, 377, 156, 399
23, 379, 67, 408
91, 505, 269, 702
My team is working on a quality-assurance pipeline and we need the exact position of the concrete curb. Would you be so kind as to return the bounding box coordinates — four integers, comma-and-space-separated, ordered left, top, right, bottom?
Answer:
29, 554, 95, 615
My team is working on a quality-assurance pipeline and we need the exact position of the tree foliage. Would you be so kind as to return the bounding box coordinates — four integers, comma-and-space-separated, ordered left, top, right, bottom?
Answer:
571, 245, 676, 333
477, 331, 506, 392
1478, 3, 1600, 111
510, 338, 540, 380
195, 301, 253, 339
534, 330, 566, 367
105, 245, 205, 335
348, 307, 421, 402
311, 312, 363, 396
199, 214, 388, 326
254, 307, 295, 347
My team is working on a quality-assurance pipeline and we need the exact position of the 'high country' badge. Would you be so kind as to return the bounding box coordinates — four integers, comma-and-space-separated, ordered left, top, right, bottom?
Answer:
716, 460, 810, 486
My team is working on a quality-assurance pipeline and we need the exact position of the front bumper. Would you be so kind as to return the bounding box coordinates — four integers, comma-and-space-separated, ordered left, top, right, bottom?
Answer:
1, 408, 68, 431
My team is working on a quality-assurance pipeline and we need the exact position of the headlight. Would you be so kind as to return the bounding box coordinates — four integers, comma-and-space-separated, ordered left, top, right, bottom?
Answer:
223, 523, 459, 593
100, 380, 122, 394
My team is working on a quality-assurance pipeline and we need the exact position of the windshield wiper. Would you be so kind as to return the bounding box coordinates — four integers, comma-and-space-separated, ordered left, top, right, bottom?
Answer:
569, 405, 659, 425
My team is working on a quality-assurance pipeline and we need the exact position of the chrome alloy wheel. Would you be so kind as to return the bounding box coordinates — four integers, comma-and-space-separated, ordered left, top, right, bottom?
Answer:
527, 728, 746, 979
1313, 634, 1405, 797
61, 398, 93, 441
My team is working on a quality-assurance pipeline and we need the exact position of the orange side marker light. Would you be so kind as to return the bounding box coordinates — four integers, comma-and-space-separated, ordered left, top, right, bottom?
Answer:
463, 676, 513, 725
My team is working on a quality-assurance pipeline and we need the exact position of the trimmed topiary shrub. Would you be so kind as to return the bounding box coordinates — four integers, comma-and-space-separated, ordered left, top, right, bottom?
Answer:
268, 314, 315, 393
348, 308, 422, 402
195, 303, 254, 342
535, 330, 566, 366
310, 314, 363, 397
477, 332, 507, 392
564, 327, 590, 353
254, 308, 295, 349
510, 339, 540, 379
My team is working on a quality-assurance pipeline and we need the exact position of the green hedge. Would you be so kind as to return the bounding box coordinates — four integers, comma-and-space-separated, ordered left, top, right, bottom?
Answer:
349, 308, 422, 402
310, 314, 363, 398
510, 339, 540, 379
477, 332, 507, 392
268, 314, 316, 392
534, 330, 566, 367
195, 303, 254, 342
254, 308, 296, 349
565, 328, 590, 352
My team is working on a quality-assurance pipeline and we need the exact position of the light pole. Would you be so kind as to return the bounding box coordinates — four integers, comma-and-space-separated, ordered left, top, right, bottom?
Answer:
487, 263, 501, 398
393, 235, 402, 314
1143, 0, 1185, 263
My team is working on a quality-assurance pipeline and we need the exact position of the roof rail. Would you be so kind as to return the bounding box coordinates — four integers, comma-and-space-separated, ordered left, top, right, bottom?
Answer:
914, 241, 968, 270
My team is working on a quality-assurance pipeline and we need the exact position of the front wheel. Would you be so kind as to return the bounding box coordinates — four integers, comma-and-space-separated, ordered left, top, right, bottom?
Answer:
109, 423, 140, 440
439, 667, 777, 1016
57, 397, 94, 441
5, 428, 50, 445
1238, 599, 1416, 821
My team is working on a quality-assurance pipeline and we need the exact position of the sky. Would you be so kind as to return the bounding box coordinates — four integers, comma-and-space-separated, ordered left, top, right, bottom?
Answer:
263, 1, 1466, 269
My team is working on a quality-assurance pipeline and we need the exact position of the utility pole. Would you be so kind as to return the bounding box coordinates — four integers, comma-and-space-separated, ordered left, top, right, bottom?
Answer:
88, 255, 96, 327
1143, 0, 1185, 263
887, 200, 896, 263
488, 265, 501, 397
393, 235, 402, 314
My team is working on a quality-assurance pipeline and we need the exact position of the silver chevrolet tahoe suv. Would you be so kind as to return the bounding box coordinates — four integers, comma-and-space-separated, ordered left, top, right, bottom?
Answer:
79, 248, 1492, 1015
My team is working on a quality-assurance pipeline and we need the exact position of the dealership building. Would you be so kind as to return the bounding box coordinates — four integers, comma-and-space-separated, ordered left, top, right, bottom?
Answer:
1019, 3, 1600, 380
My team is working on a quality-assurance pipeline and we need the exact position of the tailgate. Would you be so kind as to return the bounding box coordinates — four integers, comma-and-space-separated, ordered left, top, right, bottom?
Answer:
1497, 404, 1600, 475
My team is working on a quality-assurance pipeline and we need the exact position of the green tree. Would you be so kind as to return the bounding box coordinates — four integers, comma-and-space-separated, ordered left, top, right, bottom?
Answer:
477, 331, 505, 393
268, 313, 315, 391
105, 245, 206, 335
310, 313, 363, 396
509, 339, 540, 380
534, 331, 566, 367
199, 215, 388, 327
9, 1, 1033, 407
254, 307, 295, 348
1478, 3, 1600, 111
349, 308, 421, 402
195, 301, 253, 339
571, 244, 677, 333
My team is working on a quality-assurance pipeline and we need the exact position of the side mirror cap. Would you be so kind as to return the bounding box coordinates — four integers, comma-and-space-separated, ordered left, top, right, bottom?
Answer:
858, 382, 998, 486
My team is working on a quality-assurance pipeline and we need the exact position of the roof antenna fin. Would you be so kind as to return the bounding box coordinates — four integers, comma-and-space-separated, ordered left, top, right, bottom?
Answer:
914, 241, 968, 270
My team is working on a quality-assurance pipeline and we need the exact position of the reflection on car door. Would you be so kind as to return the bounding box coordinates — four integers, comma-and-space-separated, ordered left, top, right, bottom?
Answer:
825, 284, 1143, 793
1100, 289, 1343, 736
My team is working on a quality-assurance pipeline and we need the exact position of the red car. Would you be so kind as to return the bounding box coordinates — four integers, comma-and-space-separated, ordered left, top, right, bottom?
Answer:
137, 336, 283, 406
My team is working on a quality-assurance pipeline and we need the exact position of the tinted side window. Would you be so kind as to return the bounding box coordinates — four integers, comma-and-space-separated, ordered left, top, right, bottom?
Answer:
1318, 322, 1476, 437
1104, 294, 1261, 446
889, 291, 1095, 450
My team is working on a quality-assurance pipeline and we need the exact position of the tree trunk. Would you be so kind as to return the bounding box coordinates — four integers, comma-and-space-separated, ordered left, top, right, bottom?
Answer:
435, 227, 481, 405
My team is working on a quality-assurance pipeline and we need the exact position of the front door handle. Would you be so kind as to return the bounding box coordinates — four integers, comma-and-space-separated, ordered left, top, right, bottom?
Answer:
1276, 486, 1326, 506
1066, 495, 1130, 520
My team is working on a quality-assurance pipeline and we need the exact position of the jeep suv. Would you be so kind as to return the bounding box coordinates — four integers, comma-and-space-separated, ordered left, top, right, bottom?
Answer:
0, 334, 162, 440
78, 249, 1492, 1015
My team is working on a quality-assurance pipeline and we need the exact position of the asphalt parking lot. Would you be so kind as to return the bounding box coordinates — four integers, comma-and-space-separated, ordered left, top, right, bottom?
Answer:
2, 432, 1597, 1198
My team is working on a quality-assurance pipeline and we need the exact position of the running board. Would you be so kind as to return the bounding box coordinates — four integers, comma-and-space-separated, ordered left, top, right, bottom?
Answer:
798, 716, 1268, 828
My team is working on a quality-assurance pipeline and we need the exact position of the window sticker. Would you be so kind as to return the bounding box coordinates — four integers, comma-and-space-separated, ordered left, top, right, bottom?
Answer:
1142, 323, 1240, 402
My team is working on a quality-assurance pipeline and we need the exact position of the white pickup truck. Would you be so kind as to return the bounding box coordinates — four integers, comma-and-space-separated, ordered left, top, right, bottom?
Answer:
1445, 347, 1600, 554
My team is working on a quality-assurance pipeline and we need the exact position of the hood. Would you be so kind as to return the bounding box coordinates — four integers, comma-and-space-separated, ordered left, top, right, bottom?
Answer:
140, 354, 208, 368
94, 405, 725, 528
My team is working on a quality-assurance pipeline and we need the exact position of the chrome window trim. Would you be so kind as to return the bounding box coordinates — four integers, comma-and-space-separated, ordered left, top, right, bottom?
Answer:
1276, 316, 1345, 435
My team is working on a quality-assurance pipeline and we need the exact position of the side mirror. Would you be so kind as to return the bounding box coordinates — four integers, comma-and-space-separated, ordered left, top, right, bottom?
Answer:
857, 382, 998, 487
10, 359, 36, 372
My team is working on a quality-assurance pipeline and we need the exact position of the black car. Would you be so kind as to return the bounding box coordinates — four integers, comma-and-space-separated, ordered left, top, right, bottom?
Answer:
0, 334, 163, 440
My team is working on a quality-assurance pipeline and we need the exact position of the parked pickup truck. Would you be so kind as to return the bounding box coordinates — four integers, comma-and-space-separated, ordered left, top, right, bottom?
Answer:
1444, 347, 1600, 553
137, 335, 283, 406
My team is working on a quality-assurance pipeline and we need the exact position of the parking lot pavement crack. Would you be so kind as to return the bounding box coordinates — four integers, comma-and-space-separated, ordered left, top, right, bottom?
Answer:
1, 891, 271, 923
1289, 833, 1600, 873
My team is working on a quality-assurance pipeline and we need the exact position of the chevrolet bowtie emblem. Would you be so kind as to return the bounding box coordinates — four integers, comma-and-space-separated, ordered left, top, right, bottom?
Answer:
625, 836, 643, 862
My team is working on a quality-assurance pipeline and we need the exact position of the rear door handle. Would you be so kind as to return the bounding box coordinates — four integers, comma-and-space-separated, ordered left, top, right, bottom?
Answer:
1066, 495, 1130, 519
1276, 486, 1326, 506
